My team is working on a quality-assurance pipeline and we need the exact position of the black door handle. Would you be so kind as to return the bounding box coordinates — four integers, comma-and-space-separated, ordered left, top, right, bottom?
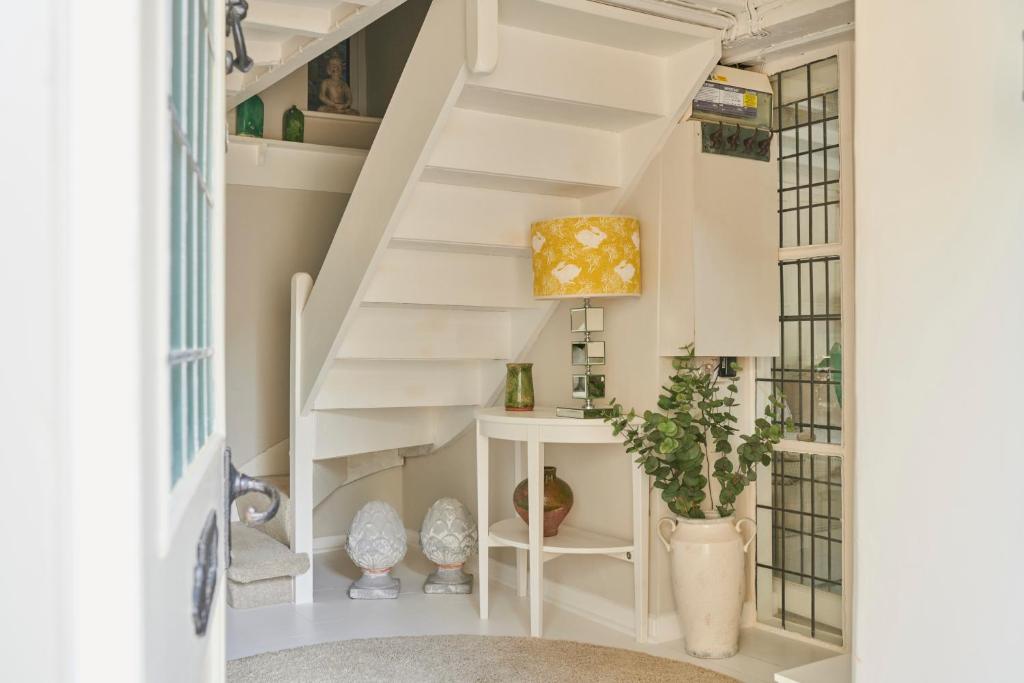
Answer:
226, 0, 254, 74
226, 448, 281, 525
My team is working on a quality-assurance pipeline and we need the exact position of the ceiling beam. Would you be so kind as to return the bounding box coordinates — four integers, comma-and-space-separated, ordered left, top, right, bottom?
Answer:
721, 0, 854, 65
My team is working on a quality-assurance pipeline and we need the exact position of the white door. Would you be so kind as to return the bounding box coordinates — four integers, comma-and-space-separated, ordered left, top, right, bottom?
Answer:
143, 0, 228, 679
3, 0, 229, 679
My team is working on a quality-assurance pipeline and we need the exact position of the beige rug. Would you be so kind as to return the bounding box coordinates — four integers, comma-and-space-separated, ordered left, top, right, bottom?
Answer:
228, 634, 737, 682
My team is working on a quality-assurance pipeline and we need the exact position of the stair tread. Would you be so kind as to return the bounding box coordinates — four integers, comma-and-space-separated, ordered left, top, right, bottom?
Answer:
426, 107, 622, 190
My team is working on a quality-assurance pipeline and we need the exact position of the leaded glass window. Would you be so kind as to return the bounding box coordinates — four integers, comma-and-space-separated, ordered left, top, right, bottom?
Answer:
169, 0, 215, 486
755, 55, 848, 646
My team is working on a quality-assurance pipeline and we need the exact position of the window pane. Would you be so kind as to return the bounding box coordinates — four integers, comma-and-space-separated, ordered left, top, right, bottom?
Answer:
169, 0, 214, 486
810, 57, 839, 97
756, 452, 844, 646
780, 67, 808, 105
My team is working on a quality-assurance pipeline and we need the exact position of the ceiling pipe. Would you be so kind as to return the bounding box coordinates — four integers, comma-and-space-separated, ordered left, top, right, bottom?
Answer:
588, 0, 738, 32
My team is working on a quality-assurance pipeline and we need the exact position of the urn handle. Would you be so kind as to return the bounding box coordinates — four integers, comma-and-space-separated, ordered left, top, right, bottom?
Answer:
657, 517, 677, 553
734, 516, 757, 553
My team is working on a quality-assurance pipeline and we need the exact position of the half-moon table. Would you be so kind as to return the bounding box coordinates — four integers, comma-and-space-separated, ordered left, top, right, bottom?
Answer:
474, 407, 649, 641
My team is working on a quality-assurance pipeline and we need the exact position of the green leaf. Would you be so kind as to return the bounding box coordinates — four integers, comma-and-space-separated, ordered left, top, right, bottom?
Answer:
657, 437, 680, 454
657, 421, 679, 437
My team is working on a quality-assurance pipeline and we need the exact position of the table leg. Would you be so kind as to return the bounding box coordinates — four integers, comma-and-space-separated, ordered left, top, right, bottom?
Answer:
527, 430, 543, 637
514, 441, 527, 597
632, 455, 649, 642
477, 424, 489, 619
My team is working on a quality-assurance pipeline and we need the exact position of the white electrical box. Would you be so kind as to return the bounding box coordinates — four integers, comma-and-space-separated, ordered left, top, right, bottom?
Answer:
689, 65, 774, 130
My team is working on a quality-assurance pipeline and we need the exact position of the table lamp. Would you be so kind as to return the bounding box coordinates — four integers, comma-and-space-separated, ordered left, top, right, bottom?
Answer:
531, 215, 641, 418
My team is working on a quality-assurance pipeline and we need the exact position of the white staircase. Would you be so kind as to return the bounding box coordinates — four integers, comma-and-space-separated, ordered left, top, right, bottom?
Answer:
288, 0, 721, 601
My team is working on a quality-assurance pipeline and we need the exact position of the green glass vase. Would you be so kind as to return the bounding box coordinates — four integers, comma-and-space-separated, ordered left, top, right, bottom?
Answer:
504, 363, 534, 411
283, 105, 304, 143
235, 95, 264, 138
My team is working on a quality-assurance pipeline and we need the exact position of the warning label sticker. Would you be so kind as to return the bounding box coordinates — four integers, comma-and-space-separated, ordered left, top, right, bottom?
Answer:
693, 81, 759, 119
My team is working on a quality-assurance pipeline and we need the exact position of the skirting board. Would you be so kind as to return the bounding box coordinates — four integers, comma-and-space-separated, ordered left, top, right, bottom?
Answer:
489, 560, 756, 645
312, 530, 750, 646
313, 529, 420, 555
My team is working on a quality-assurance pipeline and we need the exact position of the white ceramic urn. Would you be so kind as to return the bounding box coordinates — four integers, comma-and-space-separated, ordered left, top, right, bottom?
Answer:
658, 513, 756, 658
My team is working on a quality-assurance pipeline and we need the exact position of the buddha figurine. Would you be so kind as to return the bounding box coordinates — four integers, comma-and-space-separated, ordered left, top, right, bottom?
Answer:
317, 53, 358, 116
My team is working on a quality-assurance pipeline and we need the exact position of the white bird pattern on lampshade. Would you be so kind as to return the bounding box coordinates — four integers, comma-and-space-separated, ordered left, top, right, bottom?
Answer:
614, 261, 636, 283
575, 226, 607, 249
531, 232, 546, 253
552, 262, 582, 285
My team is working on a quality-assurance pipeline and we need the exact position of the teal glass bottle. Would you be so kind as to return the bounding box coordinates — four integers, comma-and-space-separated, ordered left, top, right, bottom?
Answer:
283, 105, 304, 143
235, 95, 264, 138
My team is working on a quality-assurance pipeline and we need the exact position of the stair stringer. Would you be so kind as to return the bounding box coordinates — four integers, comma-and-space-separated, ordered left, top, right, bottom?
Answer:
299, 0, 472, 415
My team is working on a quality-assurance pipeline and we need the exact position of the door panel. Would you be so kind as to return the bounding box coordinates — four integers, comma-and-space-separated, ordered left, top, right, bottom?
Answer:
144, 0, 227, 680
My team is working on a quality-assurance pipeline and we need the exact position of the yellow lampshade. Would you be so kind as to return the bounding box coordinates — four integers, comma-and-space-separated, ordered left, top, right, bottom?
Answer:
531, 215, 641, 299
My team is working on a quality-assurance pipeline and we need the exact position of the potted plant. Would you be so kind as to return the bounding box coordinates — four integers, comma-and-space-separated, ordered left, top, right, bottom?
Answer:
605, 345, 789, 658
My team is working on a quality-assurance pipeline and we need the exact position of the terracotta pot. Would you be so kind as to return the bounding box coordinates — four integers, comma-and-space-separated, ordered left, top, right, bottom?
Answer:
513, 466, 573, 537
657, 513, 756, 658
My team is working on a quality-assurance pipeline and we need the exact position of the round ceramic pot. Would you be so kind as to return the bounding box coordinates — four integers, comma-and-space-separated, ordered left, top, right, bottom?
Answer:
513, 466, 573, 536
657, 513, 756, 658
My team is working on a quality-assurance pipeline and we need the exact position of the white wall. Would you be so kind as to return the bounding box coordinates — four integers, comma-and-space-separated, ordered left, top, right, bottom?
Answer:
226, 185, 348, 467
854, 1, 1024, 680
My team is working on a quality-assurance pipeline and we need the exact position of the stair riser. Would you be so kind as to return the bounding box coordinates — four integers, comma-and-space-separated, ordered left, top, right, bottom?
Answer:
317, 361, 488, 409
337, 306, 511, 360
393, 182, 578, 250
466, 25, 664, 121
427, 108, 621, 189
364, 248, 535, 309
313, 408, 437, 457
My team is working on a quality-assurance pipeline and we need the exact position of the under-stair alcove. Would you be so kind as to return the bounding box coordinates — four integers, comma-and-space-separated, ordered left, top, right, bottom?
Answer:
15, 0, 1024, 681
223, 0, 856, 680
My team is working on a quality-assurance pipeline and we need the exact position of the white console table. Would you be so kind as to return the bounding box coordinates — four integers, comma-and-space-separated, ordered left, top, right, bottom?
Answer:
475, 407, 649, 641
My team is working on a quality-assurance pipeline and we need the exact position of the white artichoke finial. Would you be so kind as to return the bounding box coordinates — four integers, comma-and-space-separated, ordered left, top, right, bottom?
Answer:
420, 497, 478, 567
346, 500, 407, 572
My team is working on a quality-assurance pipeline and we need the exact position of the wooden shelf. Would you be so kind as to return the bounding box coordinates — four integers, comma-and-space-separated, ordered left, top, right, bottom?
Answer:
226, 136, 366, 193
303, 111, 381, 151
488, 517, 633, 556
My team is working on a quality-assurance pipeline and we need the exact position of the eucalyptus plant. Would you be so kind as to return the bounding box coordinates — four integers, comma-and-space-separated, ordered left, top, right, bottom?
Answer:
605, 345, 790, 519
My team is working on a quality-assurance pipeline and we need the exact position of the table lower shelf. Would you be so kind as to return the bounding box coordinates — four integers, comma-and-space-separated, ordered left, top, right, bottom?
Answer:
488, 518, 634, 557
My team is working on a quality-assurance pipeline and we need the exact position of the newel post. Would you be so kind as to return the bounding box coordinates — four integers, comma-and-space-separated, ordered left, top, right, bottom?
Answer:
466, 0, 498, 74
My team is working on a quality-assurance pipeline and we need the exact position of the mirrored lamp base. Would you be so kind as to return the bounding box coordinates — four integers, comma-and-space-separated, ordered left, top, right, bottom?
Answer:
555, 406, 611, 419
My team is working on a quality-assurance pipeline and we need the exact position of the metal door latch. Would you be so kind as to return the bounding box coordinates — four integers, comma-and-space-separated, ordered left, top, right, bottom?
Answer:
226, 0, 254, 75
223, 447, 281, 569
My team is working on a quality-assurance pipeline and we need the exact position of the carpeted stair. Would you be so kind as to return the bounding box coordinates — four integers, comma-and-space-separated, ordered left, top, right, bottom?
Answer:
228, 477, 310, 609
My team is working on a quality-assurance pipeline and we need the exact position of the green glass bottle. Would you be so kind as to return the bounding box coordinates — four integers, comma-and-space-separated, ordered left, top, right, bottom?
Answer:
283, 105, 304, 143
235, 95, 264, 138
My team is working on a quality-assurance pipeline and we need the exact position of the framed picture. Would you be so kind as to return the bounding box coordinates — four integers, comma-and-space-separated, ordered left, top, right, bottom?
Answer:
307, 36, 366, 116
